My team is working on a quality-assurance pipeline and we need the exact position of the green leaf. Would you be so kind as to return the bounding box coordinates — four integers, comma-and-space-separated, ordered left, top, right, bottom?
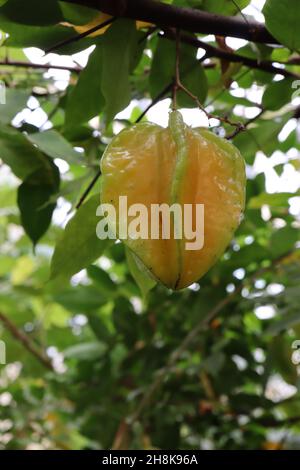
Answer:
54, 286, 106, 311
112, 297, 138, 346
262, 78, 294, 111
1, 20, 93, 53
248, 192, 298, 209
149, 36, 207, 108
177, 61, 208, 108
50, 194, 112, 280
51, 175, 90, 202
270, 226, 299, 258
0, 88, 29, 124
88, 313, 112, 342
0, 185, 16, 208
202, 352, 226, 377
65, 45, 104, 127
202, 0, 250, 15
0, 255, 15, 276
125, 247, 156, 298
59, 1, 98, 25
267, 336, 298, 384
87, 265, 116, 296
266, 312, 300, 336
0, 45, 27, 61
63, 341, 106, 360
233, 120, 286, 164
0, 0, 62, 25
101, 19, 139, 123
263, 0, 300, 51
216, 91, 254, 108
28, 129, 83, 165
0, 125, 51, 179
17, 160, 60, 245
228, 243, 269, 268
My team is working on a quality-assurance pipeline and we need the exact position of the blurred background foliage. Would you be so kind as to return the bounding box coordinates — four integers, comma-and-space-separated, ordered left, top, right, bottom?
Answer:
0, 0, 300, 450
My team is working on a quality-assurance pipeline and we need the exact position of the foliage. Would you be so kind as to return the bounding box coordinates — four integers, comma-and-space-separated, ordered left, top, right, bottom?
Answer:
0, 0, 300, 451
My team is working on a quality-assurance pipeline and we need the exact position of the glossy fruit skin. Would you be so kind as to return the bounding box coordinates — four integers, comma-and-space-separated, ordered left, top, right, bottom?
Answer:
101, 112, 246, 290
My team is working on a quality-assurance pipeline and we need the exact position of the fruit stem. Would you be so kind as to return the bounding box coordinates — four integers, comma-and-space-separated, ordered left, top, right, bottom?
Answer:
172, 28, 181, 111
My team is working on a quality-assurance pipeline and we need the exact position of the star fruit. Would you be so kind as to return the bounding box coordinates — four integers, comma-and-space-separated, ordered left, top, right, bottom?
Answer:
100, 111, 245, 290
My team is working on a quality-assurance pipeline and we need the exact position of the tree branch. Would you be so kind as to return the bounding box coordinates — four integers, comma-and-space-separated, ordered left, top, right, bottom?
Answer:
162, 29, 300, 80
0, 311, 54, 371
69, 0, 277, 44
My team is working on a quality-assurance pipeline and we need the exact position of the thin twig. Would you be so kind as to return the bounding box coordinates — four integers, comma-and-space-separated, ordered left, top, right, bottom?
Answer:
75, 169, 101, 209
177, 78, 243, 130
135, 53, 209, 123
158, 29, 243, 129
172, 28, 181, 109
226, 109, 265, 139
45, 17, 116, 54
0, 60, 81, 73
0, 311, 54, 371
171, 27, 227, 128
229, 0, 251, 28
135, 84, 172, 123
135, 62, 250, 124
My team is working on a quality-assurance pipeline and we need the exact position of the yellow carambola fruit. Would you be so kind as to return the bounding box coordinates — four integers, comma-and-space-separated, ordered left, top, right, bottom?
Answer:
71, 12, 151, 37
101, 111, 246, 290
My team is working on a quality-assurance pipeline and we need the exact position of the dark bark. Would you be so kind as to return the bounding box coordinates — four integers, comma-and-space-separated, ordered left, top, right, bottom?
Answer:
67, 0, 277, 44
